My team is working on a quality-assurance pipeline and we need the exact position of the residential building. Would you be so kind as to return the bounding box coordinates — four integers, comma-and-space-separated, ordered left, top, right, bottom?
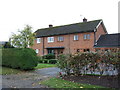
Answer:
31, 18, 107, 56
94, 33, 120, 51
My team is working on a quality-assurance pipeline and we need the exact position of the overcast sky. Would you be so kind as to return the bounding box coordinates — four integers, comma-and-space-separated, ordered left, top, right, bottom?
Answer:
0, 0, 119, 41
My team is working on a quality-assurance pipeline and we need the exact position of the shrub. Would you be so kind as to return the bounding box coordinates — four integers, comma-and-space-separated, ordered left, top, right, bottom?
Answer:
2, 48, 38, 70
49, 59, 57, 64
43, 54, 55, 59
57, 51, 120, 76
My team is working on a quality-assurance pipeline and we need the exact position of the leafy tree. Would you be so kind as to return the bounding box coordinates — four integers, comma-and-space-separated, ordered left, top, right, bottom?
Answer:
10, 25, 35, 48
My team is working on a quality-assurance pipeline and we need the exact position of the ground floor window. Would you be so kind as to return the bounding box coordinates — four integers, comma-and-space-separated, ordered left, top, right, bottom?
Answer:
48, 49, 54, 54
76, 49, 80, 53
84, 49, 90, 52
35, 49, 39, 54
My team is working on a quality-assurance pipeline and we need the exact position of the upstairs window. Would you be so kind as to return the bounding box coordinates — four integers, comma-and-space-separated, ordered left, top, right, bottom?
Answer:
37, 38, 41, 43
84, 34, 90, 40
74, 35, 79, 40
48, 37, 54, 43
58, 36, 64, 41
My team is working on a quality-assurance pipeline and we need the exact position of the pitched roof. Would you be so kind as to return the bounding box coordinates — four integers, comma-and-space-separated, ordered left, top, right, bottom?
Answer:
35, 19, 104, 37
94, 33, 120, 48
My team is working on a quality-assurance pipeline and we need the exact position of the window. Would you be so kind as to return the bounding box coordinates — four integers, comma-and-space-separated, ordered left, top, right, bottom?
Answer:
84, 49, 90, 52
84, 34, 90, 40
48, 37, 54, 42
77, 49, 80, 52
48, 49, 54, 54
35, 49, 39, 53
74, 35, 79, 40
37, 38, 41, 43
58, 36, 64, 41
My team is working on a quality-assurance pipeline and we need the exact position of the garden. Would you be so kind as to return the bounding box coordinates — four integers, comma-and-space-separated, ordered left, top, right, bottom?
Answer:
55, 50, 120, 88
1, 48, 120, 88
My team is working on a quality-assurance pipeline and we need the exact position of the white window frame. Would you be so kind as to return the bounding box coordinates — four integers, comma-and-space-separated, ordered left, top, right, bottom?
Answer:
74, 35, 79, 40
35, 49, 39, 54
58, 36, 64, 41
48, 37, 54, 43
37, 38, 41, 43
84, 34, 90, 39
87, 34, 90, 39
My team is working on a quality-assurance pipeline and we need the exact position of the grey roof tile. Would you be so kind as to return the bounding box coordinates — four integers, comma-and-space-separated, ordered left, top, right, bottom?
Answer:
35, 19, 102, 37
94, 33, 120, 48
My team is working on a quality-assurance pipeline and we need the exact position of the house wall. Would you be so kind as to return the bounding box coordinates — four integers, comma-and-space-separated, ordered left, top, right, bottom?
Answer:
31, 23, 107, 56
95, 24, 107, 41
95, 47, 120, 52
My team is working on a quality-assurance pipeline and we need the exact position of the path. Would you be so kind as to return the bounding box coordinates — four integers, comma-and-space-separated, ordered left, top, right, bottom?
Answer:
1, 67, 61, 88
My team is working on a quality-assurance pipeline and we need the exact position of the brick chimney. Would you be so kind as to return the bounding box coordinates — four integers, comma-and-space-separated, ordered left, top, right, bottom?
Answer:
49, 24, 53, 28
83, 17, 87, 22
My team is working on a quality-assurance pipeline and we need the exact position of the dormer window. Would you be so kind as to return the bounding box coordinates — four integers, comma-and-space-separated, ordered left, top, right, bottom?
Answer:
37, 38, 41, 43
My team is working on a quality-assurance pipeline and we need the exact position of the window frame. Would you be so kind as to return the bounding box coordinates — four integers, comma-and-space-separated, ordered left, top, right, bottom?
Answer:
37, 38, 41, 43
58, 36, 64, 41
83, 34, 90, 40
48, 37, 54, 43
35, 49, 39, 54
74, 35, 79, 41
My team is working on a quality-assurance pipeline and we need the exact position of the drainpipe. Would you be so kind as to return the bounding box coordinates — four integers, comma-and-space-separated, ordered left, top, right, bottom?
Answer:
94, 29, 97, 45
68, 34, 70, 54
42, 37, 44, 56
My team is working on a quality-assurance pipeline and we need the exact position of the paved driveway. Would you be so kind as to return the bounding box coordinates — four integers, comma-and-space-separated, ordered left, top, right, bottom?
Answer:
1, 67, 61, 88
34, 67, 61, 77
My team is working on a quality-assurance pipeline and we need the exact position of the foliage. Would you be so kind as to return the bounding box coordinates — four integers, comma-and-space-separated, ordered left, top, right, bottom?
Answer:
49, 59, 57, 64
34, 63, 56, 69
3, 42, 14, 48
40, 77, 105, 88
37, 56, 57, 64
10, 25, 35, 48
43, 54, 55, 59
57, 51, 120, 76
2, 48, 38, 70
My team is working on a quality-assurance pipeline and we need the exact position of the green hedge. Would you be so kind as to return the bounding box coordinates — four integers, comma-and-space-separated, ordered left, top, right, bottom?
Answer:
2, 48, 38, 70
37, 56, 57, 64
43, 54, 55, 59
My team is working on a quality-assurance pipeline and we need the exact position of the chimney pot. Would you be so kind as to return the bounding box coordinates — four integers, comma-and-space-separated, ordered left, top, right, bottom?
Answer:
49, 24, 53, 28
83, 17, 87, 22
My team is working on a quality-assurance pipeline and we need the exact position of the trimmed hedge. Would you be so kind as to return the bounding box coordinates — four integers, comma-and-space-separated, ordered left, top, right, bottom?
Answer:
43, 54, 55, 59
2, 48, 38, 70
37, 56, 57, 64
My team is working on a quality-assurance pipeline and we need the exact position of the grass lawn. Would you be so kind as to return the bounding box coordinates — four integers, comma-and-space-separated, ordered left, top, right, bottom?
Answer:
0, 67, 23, 75
40, 77, 105, 88
34, 63, 56, 69
1, 63, 56, 75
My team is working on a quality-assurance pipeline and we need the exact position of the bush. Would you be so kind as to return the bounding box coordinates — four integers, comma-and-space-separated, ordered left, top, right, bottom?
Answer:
43, 54, 55, 59
37, 56, 57, 64
2, 48, 38, 70
49, 59, 57, 64
57, 51, 120, 76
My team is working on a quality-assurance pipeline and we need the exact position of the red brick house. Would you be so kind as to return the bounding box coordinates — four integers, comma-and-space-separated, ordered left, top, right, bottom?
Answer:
31, 18, 107, 56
